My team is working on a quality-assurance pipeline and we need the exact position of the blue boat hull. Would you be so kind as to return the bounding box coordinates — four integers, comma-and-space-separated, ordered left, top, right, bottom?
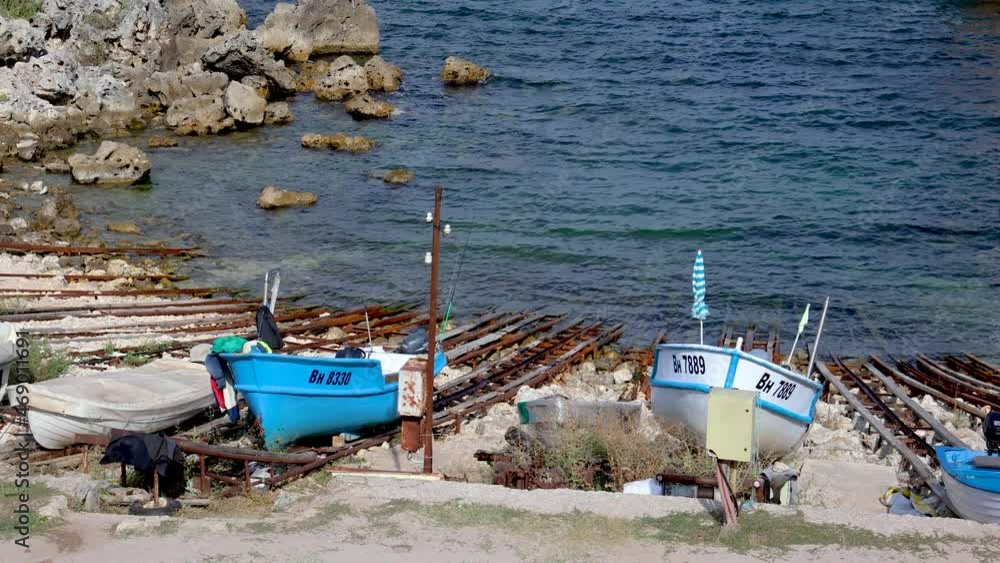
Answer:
221, 352, 446, 450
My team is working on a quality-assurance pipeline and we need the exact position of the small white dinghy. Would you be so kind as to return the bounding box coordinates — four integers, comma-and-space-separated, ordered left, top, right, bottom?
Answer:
650, 343, 822, 457
27, 358, 214, 449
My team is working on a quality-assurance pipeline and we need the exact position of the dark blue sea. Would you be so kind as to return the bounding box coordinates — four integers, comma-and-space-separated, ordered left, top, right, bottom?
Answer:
65, 1, 1000, 356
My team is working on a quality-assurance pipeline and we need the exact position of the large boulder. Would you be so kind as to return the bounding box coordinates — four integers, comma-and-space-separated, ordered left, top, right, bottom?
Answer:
364, 55, 401, 92
223, 81, 266, 125
256, 186, 317, 209
344, 93, 393, 120
144, 64, 230, 110
36, 0, 168, 73
256, 0, 380, 61
72, 70, 142, 135
13, 51, 79, 104
301, 132, 373, 152
441, 56, 491, 86
202, 31, 295, 96
67, 141, 151, 185
263, 102, 294, 124
314, 55, 367, 101
165, 94, 234, 135
164, 0, 245, 39
160, 0, 247, 67
0, 17, 46, 66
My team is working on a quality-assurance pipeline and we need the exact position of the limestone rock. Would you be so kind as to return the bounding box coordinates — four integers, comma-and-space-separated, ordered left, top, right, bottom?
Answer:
160, 0, 246, 67
38, 495, 69, 519
0, 17, 45, 66
147, 136, 179, 148
53, 217, 81, 237
272, 490, 303, 511
373, 168, 413, 185
364, 55, 401, 92
144, 65, 230, 110
33, 198, 59, 229
301, 132, 374, 152
107, 222, 142, 234
41, 0, 167, 72
240, 75, 269, 100
223, 81, 266, 125
441, 56, 491, 86
15, 136, 39, 161
256, 0, 380, 61
44, 159, 71, 173
165, 0, 246, 39
165, 94, 235, 135
344, 93, 393, 120
263, 102, 294, 124
8, 217, 28, 233
202, 30, 296, 95
14, 51, 78, 104
107, 258, 129, 277
67, 141, 152, 185
256, 186, 317, 209
611, 363, 633, 385
314, 55, 367, 101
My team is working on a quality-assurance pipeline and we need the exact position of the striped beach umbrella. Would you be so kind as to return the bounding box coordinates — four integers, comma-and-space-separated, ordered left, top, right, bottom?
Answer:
691, 250, 709, 321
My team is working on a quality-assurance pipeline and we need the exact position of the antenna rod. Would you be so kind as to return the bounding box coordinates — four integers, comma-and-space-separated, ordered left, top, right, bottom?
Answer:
805, 297, 830, 379
364, 304, 374, 351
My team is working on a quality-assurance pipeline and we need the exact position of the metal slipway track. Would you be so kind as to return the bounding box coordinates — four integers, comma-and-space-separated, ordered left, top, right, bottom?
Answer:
816, 357, 967, 513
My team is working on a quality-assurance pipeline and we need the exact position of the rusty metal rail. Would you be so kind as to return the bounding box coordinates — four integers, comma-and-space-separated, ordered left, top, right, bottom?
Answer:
890, 354, 1000, 414
816, 361, 954, 513
0, 241, 203, 257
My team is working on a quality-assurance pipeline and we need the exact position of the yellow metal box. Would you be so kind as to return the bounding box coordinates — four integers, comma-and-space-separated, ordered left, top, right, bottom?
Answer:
706, 388, 758, 463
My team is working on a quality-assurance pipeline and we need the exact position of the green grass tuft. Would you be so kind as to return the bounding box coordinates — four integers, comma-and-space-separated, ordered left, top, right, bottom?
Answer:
28, 340, 71, 383
0, 0, 41, 20
0, 482, 57, 540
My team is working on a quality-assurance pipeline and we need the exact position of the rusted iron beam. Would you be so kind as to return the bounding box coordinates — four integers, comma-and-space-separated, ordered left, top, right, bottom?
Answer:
871, 355, 986, 419
0, 272, 190, 282
830, 358, 936, 458
0, 287, 230, 298
0, 298, 258, 321
0, 241, 203, 256
72, 432, 316, 464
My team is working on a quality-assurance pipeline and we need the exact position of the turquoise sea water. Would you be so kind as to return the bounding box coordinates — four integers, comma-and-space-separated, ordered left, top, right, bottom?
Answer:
64, 1, 1000, 355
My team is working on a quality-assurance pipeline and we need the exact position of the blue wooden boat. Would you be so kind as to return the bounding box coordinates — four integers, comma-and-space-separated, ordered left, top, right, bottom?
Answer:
936, 446, 1000, 524
221, 349, 447, 450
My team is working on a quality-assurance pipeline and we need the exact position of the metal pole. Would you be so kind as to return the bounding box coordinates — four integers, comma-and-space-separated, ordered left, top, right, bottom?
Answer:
805, 297, 830, 379
423, 186, 443, 474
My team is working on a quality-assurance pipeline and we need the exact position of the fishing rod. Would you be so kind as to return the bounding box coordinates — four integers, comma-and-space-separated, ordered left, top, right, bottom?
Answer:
439, 229, 473, 336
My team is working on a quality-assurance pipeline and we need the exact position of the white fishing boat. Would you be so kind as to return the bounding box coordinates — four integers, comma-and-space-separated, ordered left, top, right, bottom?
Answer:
26, 358, 214, 449
650, 343, 822, 457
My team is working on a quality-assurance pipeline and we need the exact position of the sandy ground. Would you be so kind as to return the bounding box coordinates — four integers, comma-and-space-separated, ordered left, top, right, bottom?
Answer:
5, 476, 998, 563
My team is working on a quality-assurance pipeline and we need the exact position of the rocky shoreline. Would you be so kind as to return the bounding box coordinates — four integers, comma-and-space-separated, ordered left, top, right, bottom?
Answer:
0, 0, 492, 241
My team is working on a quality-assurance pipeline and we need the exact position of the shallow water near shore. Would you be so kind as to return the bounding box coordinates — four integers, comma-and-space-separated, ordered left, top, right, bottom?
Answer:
52, 0, 1000, 355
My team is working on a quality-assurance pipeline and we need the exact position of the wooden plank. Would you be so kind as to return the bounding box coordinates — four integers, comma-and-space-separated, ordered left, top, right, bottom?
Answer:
863, 361, 969, 449
444, 313, 545, 361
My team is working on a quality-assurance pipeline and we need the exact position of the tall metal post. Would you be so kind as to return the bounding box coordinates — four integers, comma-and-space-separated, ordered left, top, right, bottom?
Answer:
423, 186, 443, 473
